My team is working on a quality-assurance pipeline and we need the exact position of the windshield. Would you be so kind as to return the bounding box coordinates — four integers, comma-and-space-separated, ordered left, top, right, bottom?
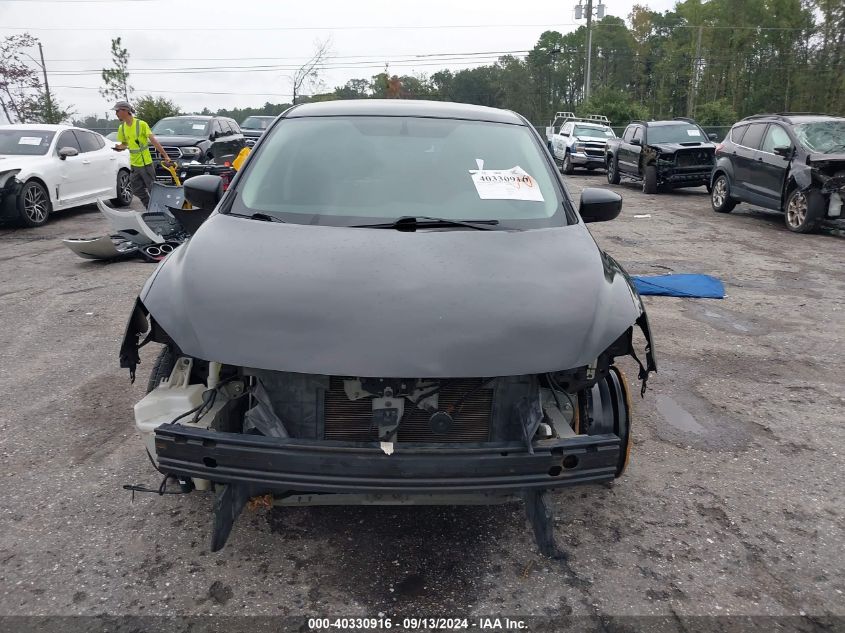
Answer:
0, 129, 56, 156
233, 116, 566, 227
647, 124, 707, 144
151, 118, 209, 137
574, 125, 614, 139
241, 116, 273, 130
793, 121, 845, 154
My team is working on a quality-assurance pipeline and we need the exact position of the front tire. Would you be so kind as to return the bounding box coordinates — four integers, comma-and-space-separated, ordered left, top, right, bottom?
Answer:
562, 152, 574, 175
711, 174, 736, 213
17, 180, 52, 227
581, 366, 632, 477
642, 165, 658, 194
147, 345, 177, 393
784, 188, 822, 233
111, 169, 132, 207
607, 155, 621, 184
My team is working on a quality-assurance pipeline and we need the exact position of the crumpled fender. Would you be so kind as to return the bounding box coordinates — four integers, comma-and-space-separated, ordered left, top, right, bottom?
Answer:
790, 162, 813, 192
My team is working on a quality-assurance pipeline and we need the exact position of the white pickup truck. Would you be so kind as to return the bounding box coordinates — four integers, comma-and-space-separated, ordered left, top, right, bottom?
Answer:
545, 112, 616, 174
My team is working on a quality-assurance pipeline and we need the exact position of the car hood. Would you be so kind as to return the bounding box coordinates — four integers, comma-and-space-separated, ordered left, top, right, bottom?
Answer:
576, 135, 611, 142
241, 129, 264, 137
0, 155, 47, 172
141, 213, 643, 377
151, 135, 206, 146
807, 152, 845, 164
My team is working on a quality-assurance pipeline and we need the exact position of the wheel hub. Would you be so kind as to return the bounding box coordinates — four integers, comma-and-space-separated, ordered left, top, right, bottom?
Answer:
713, 178, 727, 207
787, 192, 807, 227
24, 187, 47, 223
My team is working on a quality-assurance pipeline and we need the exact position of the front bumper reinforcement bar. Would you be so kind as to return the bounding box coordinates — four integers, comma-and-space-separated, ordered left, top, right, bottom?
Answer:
154, 425, 621, 554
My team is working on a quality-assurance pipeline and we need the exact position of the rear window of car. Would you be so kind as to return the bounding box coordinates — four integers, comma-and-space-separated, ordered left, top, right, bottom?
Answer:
731, 125, 749, 144
75, 130, 105, 153
739, 124, 767, 150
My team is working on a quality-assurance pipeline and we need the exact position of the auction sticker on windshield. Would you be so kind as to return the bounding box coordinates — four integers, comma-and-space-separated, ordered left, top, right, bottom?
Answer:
470, 159, 544, 202
18, 137, 43, 145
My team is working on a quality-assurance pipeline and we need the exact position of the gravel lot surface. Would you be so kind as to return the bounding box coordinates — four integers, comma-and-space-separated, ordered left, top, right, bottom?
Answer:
1, 174, 843, 627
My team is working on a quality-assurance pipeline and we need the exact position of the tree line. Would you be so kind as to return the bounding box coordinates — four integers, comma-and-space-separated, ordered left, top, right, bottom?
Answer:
2, 0, 843, 130
309, 0, 844, 126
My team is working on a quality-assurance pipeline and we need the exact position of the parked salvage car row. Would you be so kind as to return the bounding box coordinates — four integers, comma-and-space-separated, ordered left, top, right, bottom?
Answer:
548, 110, 845, 234
0, 113, 273, 227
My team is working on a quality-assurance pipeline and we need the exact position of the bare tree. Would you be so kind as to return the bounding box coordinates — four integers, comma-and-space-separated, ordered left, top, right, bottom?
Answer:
289, 39, 332, 105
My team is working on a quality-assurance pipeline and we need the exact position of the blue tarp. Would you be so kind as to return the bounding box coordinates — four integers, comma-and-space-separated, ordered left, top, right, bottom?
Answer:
631, 274, 725, 299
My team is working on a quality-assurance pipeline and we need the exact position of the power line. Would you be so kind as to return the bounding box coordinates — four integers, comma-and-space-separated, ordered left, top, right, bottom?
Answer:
40, 55, 530, 77
2, 22, 815, 33
44, 49, 533, 63
1, 23, 571, 32
54, 85, 294, 96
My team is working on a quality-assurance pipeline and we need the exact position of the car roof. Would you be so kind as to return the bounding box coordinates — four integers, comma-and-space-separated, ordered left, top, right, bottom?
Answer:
163, 115, 213, 120
573, 121, 609, 128
739, 113, 844, 125
643, 120, 696, 127
0, 123, 72, 131
285, 99, 524, 124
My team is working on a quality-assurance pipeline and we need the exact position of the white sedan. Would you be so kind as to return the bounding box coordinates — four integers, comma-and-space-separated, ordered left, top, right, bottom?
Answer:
0, 123, 132, 227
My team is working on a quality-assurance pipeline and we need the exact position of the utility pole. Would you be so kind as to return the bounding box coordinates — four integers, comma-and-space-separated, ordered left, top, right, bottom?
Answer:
38, 42, 54, 123
584, 0, 593, 102
575, 0, 605, 102
687, 25, 703, 117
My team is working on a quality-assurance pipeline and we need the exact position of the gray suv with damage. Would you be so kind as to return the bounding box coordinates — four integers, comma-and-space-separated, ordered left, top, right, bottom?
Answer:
119, 100, 657, 556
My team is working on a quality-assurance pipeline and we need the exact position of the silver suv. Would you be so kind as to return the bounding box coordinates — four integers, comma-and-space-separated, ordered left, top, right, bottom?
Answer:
546, 112, 616, 174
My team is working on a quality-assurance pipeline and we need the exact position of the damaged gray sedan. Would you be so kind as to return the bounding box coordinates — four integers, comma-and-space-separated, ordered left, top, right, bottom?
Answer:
119, 100, 656, 556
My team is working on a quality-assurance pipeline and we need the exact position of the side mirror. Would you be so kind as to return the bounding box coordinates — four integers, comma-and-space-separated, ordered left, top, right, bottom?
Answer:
184, 175, 223, 210
773, 145, 792, 158
630, 138, 641, 146
708, 133, 719, 141
579, 187, 623, 223
58, 146, 79, 160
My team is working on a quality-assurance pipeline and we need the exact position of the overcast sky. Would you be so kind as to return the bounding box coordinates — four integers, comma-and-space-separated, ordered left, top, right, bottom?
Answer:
0, 0, 676, 121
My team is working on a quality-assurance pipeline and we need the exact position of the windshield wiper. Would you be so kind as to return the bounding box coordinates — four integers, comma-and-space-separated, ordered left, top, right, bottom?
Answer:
229, 212, 286, 223
353, 216, 500, 231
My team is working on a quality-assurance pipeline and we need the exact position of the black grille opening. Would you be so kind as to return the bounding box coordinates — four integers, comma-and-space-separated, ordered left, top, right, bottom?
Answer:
323, 377, 493, 443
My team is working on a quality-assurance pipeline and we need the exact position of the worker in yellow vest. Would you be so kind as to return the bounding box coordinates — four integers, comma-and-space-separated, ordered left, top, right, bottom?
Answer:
112, 100, 173, 208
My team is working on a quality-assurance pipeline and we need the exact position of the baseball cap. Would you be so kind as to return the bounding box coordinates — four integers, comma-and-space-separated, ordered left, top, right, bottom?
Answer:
113, 100, 134, 113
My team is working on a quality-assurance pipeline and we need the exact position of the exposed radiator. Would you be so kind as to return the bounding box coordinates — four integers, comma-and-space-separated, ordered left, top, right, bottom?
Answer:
323, 377, 493, 443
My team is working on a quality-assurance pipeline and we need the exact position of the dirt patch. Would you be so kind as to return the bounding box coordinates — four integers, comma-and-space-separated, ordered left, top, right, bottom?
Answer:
267, 504, 511, 613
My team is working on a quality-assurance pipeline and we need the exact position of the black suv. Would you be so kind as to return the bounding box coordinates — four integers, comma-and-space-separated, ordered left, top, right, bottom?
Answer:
711, 113, 845, 233
605, 118, 717, 193
239, 115, 276, 147
149, 115, 246, 181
